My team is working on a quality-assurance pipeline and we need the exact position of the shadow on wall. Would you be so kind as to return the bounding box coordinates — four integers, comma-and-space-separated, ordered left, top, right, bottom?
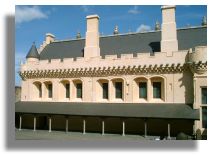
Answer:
178, 69, 194, 105
149, 42, 160, 53
178, 52, 194, 105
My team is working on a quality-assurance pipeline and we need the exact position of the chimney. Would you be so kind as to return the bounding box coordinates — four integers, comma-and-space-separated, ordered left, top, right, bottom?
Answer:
161, 6, 178, 54
45, 33, 55, 44
84, 15, 100, 58
39, 33, 55, 53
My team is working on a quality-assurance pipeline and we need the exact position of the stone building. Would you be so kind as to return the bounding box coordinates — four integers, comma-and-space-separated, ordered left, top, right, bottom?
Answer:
15, 86, 21, 102
16, 6, 207, 139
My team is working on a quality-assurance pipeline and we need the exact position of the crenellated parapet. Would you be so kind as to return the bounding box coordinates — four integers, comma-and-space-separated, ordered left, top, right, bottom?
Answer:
19, 63, 189, 80
187, 46, 207, 74
19, 51, 188, 79
19, 50, 193, 80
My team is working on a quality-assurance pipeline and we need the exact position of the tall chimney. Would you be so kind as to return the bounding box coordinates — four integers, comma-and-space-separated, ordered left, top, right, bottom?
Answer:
84, 15, 100, 58
161, 6, 178, 54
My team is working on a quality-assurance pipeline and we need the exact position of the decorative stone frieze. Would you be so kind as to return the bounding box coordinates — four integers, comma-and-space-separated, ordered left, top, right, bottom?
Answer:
19, 63, 189, 80
188, 61, 207, 75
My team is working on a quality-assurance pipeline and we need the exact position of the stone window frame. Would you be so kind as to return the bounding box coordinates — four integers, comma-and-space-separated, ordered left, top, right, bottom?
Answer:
97, 79, 109, 102
43, 81, 53, 99
111, 78, 125, 102
200, 86, 207, 129
32, 81, 42, 100
153, 82, 161, 99
72, 79, 83, 101
133, 77, 148, 102
59, 80, 71, 100
150, 76, 166, 102
115, 82, 122, 99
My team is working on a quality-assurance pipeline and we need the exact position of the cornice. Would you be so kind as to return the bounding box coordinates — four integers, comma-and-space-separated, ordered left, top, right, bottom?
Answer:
19, 63, 195, 80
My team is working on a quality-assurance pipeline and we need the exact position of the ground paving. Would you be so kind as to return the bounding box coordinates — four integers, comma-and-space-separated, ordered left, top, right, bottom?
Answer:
15, 129, 154, 141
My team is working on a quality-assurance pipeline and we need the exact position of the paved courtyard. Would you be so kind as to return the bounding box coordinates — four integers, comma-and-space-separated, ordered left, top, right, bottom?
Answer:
16, 129, 156, 141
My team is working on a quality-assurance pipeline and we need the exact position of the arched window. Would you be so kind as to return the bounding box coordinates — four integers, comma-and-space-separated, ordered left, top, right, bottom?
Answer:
97, 79, 109, 101
73, 79, 83, 100
60, 80, 70, 99
133, 77, 148, 102
111, 78, 125, 101
32, 81, 42, 99
44, 81, 53, 99
150, 76, 165, 101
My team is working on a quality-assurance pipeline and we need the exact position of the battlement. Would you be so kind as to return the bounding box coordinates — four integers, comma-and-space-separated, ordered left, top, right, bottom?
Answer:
20, 47, 206, 72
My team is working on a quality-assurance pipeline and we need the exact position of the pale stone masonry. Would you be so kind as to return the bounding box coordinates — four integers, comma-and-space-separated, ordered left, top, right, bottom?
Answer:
17, 6, 207, 138
161, 5, 178, 55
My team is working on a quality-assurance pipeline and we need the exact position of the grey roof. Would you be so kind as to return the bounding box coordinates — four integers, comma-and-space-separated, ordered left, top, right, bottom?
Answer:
26, 43, 40, 59
15, 101, 199, 120
40, 26, 207, 60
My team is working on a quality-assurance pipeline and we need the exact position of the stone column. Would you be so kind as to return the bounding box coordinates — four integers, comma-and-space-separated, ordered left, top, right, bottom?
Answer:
65, 117, 69, 133
19, 115, 22, 131
144, 119, 147, 138
83, 119, 86, 134
108, 80, 113, 102
102, 119, 105, 135
49, 116, 52, 132
147, 79, 151, 102
122, 119, 125, 136
33, 115, 36, 131
167, 123, 171, 140
42, 83, 45, 100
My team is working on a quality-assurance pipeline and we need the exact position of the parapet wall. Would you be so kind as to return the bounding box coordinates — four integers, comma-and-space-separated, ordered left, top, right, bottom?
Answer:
20, 47, 206, 72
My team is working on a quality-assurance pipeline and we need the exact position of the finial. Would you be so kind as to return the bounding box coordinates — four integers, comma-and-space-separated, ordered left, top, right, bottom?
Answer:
202, 16, 207, 26
76, 31, 81, 39
113, 25, 119, 35
155, 21, 160, 31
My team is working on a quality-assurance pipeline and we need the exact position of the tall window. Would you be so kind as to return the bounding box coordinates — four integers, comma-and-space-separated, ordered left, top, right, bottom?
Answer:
65, 83, 70, 98
153, 82, 161, 98
48, 84, 52, 98
76, 83, 82, 98
102, 83, 108, 99
34, 82, 42, 99
201, 87, 207, 129
139, 82, 147, 99
115, 82, 122, 99
202, 87, 207, 104
202, 107, 207, 129
38, 83, 42, 98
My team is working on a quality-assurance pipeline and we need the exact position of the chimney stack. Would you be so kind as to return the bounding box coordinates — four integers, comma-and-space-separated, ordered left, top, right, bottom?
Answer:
161, 6, 178, 54
45, 33, 55, 44
84, 15, 100, 58
38, 33, 55, 53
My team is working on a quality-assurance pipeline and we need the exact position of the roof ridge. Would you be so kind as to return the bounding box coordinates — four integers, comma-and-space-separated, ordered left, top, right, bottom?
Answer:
51, 26, 206, 43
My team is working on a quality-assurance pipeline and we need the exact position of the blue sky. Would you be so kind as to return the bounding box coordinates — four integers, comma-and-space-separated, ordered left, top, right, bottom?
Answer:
15, 5, 207, 86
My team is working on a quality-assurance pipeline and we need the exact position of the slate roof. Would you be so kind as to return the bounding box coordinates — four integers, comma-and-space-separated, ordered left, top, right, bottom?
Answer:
26, 43, 40, 59
15, 101, 199, 120
39, 26, 207, 60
